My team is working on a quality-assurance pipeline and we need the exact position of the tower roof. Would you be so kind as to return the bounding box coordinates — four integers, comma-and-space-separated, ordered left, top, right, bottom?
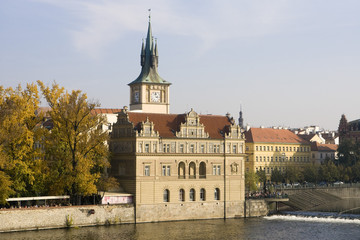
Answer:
129, 18, 170, 86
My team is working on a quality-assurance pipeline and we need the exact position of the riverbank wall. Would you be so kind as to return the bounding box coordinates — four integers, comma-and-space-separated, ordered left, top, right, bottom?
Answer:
244, 199, 269, 217
0, 200, 269, 232
0, 204, 134, 232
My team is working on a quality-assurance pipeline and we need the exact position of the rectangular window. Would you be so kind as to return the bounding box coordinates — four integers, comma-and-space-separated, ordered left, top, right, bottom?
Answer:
180, 144, 184, 153
271, 146, 273, 151
144, 165, 150, 176
259, 146, 262, 151
162, 165, 171, 176
138, 143, 143, 153
216, 145, 220, 153
256, 156, 258, 162
145, 144, 149, 153
271, 156, 273, 162
190, 144, 195, 153
162, 165, 166, 176
217, 165, 221, 175
167, 144, 170, 153
201, 145, 205, 153
213, 166, 217, 175
153, 143, 157, 153
233, 145, 237, 154
256, 146, 258, 151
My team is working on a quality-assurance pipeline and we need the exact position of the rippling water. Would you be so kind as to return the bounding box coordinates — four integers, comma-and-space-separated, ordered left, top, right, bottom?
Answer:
2, 213, 360, 240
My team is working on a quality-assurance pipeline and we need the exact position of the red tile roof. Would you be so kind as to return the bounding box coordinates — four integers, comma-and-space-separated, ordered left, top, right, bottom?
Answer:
245, 128, 309, 144
127, 112, 231, 139
92, 108, 122, 114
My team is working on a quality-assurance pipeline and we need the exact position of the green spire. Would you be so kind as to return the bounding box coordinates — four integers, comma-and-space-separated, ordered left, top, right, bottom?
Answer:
129, 15, 170, 86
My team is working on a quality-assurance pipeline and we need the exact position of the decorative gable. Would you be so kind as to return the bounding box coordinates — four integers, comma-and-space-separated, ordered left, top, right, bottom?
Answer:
138, 117, 159, 137
176, 109, 209, 138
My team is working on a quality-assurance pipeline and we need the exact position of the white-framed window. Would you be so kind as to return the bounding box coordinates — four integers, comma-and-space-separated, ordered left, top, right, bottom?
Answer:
180, 144, 184, 153
144, 165, 150, 176
233, 145, 237, 154
190, 144, 195, 153
201, 145, 205, 153
145, 144, 149, 153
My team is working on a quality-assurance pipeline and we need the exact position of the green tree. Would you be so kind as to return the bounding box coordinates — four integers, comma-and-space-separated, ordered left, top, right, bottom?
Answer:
38, 81, 110, 203
302, 164, 319, 183
271, 168, 283, 184
245, 171, 259, 192
284, 166, 298, 183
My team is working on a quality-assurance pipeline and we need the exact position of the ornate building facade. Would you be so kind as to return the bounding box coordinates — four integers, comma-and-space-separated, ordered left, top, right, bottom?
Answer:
108, 18, 246, 222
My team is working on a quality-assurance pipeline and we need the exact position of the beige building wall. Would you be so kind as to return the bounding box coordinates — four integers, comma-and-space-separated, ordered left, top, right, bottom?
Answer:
110, 109, 246, 222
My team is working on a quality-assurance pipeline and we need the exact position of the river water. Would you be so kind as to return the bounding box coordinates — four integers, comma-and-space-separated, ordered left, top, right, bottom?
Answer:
2, 213, 360, 240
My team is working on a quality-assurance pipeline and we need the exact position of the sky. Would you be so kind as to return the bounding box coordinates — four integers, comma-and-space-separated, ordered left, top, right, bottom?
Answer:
1, 0, 360, 131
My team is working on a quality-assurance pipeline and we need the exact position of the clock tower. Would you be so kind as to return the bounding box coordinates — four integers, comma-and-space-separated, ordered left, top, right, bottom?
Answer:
128, 16, 171, 114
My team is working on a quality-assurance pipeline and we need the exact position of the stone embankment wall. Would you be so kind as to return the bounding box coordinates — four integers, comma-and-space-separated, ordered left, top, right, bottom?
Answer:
0, 204, 134, 232
244, 199, 269, 217
0, 200, 268, 232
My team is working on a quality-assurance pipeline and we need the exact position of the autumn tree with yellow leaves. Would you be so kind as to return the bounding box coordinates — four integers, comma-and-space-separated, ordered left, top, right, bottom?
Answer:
38, 81, 110, 204
0, 83, 47, 203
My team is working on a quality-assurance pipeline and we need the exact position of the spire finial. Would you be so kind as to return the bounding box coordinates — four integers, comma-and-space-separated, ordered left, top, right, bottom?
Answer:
148, 9, 151, 22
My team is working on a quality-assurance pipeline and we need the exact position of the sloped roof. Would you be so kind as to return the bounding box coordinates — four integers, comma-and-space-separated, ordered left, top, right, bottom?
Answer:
298, 134, 317, 142
311, 142, 338, 152
127, 112, 231, 139
245, 128, 309, 144
92, 108, 122, 114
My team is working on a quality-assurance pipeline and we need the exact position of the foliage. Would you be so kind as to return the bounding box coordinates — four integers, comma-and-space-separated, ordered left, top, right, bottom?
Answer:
0, 83, 48, 199
245, 171, 259, 192
38, 81, 110, 201
270, 168, 283, 184
284, 166, 299, 184
96, 176, 120, 199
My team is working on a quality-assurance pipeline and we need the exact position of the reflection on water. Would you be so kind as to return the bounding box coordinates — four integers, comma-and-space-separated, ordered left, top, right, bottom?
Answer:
2, 214, 360, 240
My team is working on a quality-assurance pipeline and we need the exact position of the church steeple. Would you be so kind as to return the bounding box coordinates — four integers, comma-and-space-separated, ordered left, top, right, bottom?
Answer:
238, 105, 244, 129
129, 14, 170, 85
128, 13, 171, 114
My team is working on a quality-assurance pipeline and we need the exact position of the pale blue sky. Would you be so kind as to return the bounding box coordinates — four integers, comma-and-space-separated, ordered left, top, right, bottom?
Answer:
1, 0, 360, 130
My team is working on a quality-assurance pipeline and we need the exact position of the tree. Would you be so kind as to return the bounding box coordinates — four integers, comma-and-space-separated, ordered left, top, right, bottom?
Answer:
38, 81, 110, 203
271, 168, 283, 184
302, 164, 319, 183
0, 83, 47, 198
245, 171, 259, 192
285, 166, 299, 184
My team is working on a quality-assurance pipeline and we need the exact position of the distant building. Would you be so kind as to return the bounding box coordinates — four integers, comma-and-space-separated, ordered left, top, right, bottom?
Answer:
338, 114, 360, 143
310, 142, 338, 164
244, 128, 312, 180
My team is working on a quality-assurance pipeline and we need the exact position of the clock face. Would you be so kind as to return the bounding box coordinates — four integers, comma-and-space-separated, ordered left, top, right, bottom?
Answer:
134, 91, 139, 103
151, 91, 161, 102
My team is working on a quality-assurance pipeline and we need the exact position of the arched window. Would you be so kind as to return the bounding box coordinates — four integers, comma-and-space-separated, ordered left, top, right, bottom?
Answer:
199, 162, 206, 179
189, 188, 195, 201
178, 162, 185, 179
179, 189, 185, 202
163, 189, 169, 202
200, 188, 206, 201
214, 188, 220, 200
189, 162, 196, 179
